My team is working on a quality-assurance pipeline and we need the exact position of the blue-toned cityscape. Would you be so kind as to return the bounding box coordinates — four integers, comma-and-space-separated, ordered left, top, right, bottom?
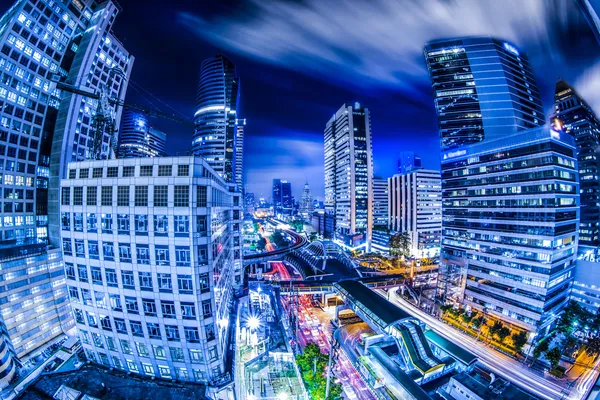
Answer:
0, 1, 599, 400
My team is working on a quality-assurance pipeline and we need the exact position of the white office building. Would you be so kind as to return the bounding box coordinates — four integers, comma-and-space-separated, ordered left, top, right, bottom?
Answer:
372, 177, 388, 228
388, 170, 442, 258
324, 102, 373, 249
60, 157, 242, 385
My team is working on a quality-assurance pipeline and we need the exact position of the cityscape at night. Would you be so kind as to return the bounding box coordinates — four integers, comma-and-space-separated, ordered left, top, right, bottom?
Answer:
0, 0, 600, 399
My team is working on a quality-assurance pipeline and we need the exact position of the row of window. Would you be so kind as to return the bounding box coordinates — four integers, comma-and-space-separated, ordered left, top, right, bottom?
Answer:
68, 164, 190, 180
61, 185, 205, 208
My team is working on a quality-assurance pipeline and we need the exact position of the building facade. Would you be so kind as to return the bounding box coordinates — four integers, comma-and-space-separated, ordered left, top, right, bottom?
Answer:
272, 179, 292, 216
0, 0, 132, 376
324, 102, 373, 248
60, 157, 242, 384
234, 118, 245, 189
311, 211, 335, 239
299, 182, 313, 220
117, 110, 167, 159
397, 151, 422, 174
372, 177, 388, 228
425, 36, 544, 152
388, 170, 442, 259
552, 79, 600, 246
440, 128, 579, 332
191, 55, 239, 184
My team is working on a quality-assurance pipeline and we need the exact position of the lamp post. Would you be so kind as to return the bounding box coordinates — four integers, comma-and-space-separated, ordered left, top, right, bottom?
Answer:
524, 332, 538, 365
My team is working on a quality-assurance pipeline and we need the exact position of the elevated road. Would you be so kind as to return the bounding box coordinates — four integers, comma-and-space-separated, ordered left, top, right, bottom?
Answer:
243, 228, 308, 265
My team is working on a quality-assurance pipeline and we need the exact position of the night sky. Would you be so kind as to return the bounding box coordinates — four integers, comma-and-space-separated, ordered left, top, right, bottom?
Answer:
7, 0, 600, 200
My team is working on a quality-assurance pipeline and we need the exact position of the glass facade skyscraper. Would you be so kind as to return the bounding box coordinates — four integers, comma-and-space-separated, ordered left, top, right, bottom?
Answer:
552, 79, 600, 246
117, 110, 167, 159
192, 55, 240, 185
324, 102, 373, 248
425, 36, 544, 152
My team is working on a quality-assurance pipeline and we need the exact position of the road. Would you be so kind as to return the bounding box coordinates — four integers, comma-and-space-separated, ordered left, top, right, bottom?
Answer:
379, 288, 571, 400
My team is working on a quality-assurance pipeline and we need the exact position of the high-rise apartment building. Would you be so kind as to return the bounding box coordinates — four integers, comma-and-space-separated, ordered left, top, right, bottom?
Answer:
0, 0, 132, 376
60, 157, 242, 384
425, 36, 544, 152
117, 110, 167, 159
552, 79, 600, 246
388, 170, 442, 259
372, 177, 388, 228
234, 118, 245, 189
426, 37, 575, 333
397, 151, 422, 174
324, 102, 373, 248
299, 182, 313, 219
191, 55, 240, 184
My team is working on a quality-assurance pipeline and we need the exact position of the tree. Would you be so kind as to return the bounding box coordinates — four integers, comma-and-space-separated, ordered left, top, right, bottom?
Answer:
256, 237, 267, 251
471, 316, 486, 330
533, 339, 550, 360
461, 312, 474, 325
587, 336, 600, 358
497, 327, 511, 344
271, 230, 288, 247
389, 232, 411, 259
489, 321, 503, 339
546, 347, 562, 369
512, 331, 528, 353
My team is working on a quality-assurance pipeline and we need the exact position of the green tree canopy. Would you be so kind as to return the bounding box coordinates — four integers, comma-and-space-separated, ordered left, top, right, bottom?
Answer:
389, 232, 411, 259
511, 331, 528, 353
546, 347, 562, 369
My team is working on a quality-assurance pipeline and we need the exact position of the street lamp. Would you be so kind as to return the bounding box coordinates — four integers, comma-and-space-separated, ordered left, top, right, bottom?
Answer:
247, 316, 260, 331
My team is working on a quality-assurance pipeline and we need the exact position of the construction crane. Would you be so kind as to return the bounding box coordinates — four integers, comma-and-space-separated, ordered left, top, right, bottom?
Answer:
50, 68, 193, 159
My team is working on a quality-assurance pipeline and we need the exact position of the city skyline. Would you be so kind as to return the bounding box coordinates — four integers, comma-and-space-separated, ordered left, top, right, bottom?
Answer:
76, 0, 600, 200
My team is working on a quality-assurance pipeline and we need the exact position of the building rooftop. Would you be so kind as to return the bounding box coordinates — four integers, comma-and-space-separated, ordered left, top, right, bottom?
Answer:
424, 329, 478, 366
16, 363, 208, 400
450, 370, 538, 400
334, 280, 412, 330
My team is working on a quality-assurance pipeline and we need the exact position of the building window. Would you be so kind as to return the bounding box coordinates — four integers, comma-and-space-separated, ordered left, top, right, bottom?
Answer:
79, 169, 89, 179
155, 245, 170, 266
107, 167, 118, 178
61, 187, 70, 205
86, 213, 97, 232
177, 164, 189, 176
134, 186, 148, 206
73, 187, 83, 205
110, 295, 123, 312
174, 215, 189, 236
165, 325, 180, 341
88, 241, 99, 260
136, 244, 150, 265
205, 323, 216, 341
161, 301, 176, 318
147, 323, 161, 339
136, 342, 149, 357
202, 300, 212, 318
143, 299, 157, 316
174, 185, 189, 207
93, 168, 103, 178
199, 273, 210, 294
138, 271, 153, 291
65, 263, 75, 280
114, 318, 127, 334
153, 185, 168, 207
197, 186, 207, 207
117, 186, 129, 206
197, 215, 207, 234
119, 243, 132, 263
177, 275, 193, 294
63, 239, 72, 255
170, 347, 184, 361
101, 213, 113, 233
140, 165, 153, 177
187, 332, 201, 346
68, 169, 76, 179
101, 186, 112, 206
61, 212, 70, 230
175, 247, 190, 267
73, 213, 83, 232
117, 214, 130, 233
75, 239, 85, 257
77, 264, 88, 283
121, 270, 134, 289
130, 322, 144, 337
181, 302, 196, 320
125, 296, 139, 314
154, 215, 168, 235
158, 165, 172, 176
153, 345, 167, 360
123, 166, 135, 177
106, 268, 117, 287
86, 186, 97, 205
157, 273, 172, 292
102, 242, 115, 261
134, 215, 148, 235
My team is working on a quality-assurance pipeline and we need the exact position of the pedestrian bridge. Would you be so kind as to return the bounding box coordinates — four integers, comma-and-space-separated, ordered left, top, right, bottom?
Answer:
283, 240, 358, 279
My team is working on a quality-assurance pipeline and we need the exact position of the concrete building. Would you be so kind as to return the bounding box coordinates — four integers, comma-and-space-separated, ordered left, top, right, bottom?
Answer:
311, 211, 335, 239
299, 182, 313, 220
372, 177, 389, 228
0, 0, 132, 385
60, 157, 242, 385
324, 102, 373, 249
234, 118, 245, 189
272, 179, 292, 216
117, 110, 167, 159
388, 170, 442, 259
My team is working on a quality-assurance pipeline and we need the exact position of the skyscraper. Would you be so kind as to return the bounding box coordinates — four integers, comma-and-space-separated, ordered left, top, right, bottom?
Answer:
191, 55, 240, 184
0, 0, 132, 372
552, 79, 600, 246
235, 118, 246, 188
388, 170, 441, 258
372, 177, 388, 228
117, 110, 167, 159
425, 36, 544, 151
272, 179, 292, 216
299, 182, 313, 220
324, 102, 373, 248
60, 157, 242, 384
272, 179, 282, 214
426, 38, 577, 333
397, 152, 422, 174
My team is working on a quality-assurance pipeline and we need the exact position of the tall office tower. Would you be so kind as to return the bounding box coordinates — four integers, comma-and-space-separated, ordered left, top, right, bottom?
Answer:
397, 151, 422, 174
552, 79, 600, 246
272, 179, 282, 215
388, 170, 441, 258
60, 157, 242, 385
281, 181, 292, 215
117, 110, 167, 159
244, 192, 255, 215
425, 37, 544, 152
372, 177, 389, 228
324, 102, 373, 248
426, 38, 575, 333
191, 55, 239, 183
234, 118, 245, 189
0, 0, 132, 373
299, 182, 313, 219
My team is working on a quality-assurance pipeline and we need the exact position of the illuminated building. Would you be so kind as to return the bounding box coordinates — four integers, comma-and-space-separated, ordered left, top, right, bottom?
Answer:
191, 55, 239, 184
60, 157, 242, 385
299, 182, 313, 220
272, 179, 292, 216
388, 170, 441, 259
117, 110, 167, 159
426, 38, 577, 332
324, 102, 373, 248
372, 177, 388, 228
552, 79, 600, 246
0, 0, 132, 376
234, 118, 245, 189
397, 151, 422, 174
